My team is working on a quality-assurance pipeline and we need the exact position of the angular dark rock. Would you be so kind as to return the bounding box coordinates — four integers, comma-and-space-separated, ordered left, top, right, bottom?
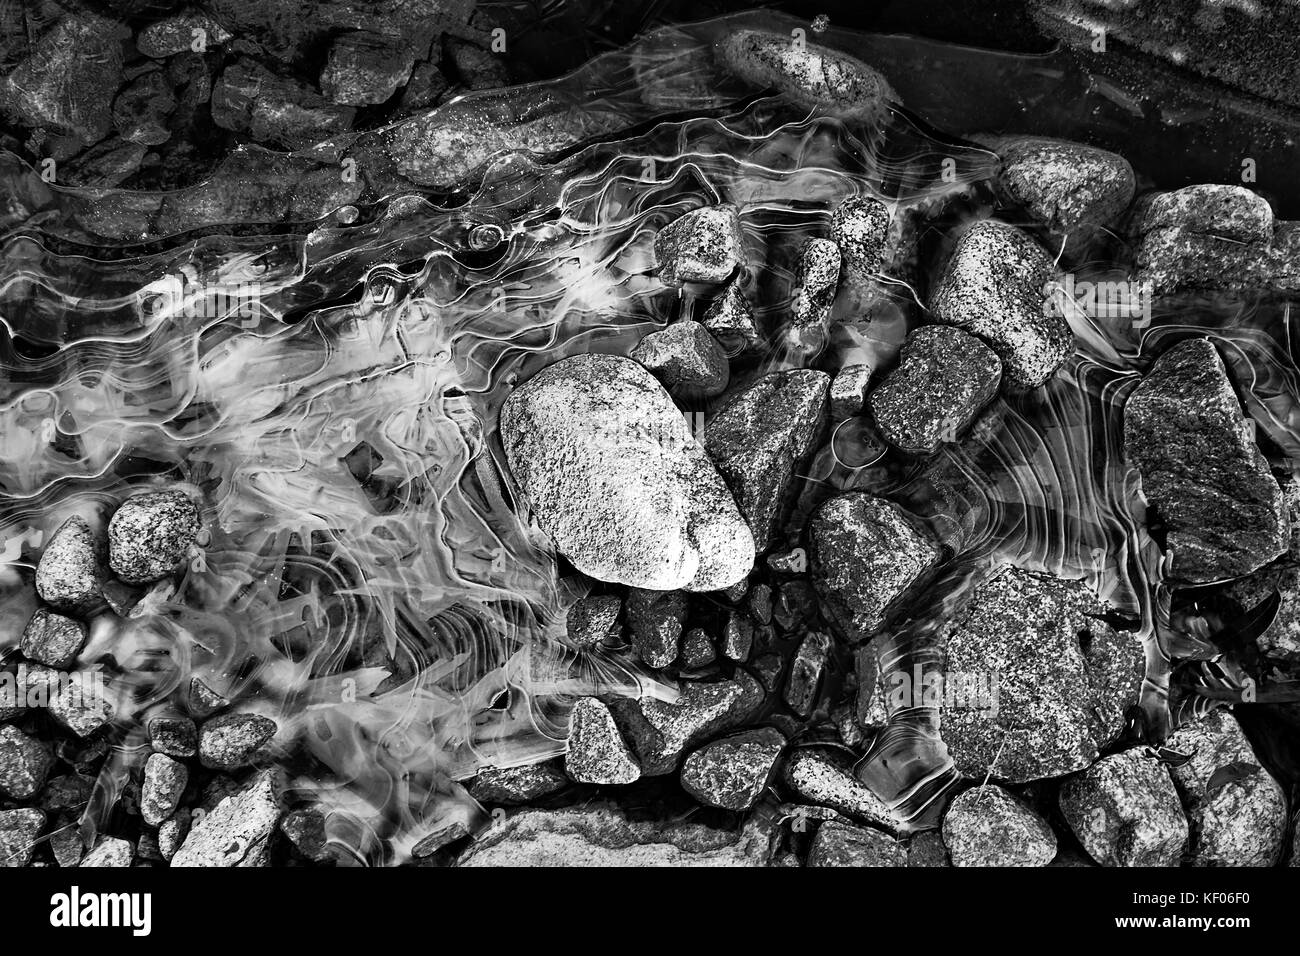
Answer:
468, 761, 570, 806
930, 219, 1071, 390
321, 32, 419, 106
784, 631, 832, 717
653, 204, 746, 284
20, 609, 87, 669
189, 677, 228, 718
136, 10, 233, 58
630, 320, 730, 400
1124, 338, 1288, 584
808, 820, 905, 867
199, 713, 277, 770
1058, 748, 1188, 867
108, 491, 201, 585
149, 715, 199, 759
700, 278, 760, 351
809, 493, 940, 642
704, 369, 829, 552
942, 785, 1056, 866
112, 71, 176, 147
211, 58, 356, 149
625, 588, 686, 669
564, 698, 640, 785
721, 612, 754, 662
564, 594, 620, 649
869, 326, 1001, 454
680, 727, 784, 810
0, 808, 44, 868
501, 354, 754, 592
608, 677, 756, 776
680, 628, 717, 669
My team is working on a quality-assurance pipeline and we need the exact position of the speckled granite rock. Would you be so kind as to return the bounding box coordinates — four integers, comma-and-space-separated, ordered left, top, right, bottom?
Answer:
609, 676, 760, 776
653, 204, 746, 284
80, 837, 133, 868
785, 631, 832, 717
930, 219, 1071, 390
788, 238, 842, 348
171, 771, 283, 867
701, 278, 761, 351
456, 802, 775, 866
108, 491, 201, 585
1059, 748, 1187, 867
35, 515, 103, 614
625, 589, 686, 668
564, 595, 621, 649
20, 609, 88, 670
149, 715, 199, 759
1163, 710, 1287, 867
41, 668, 116, 738
0, 808, 44, 868
829, 364, 871, 421
830, 196, 891, 293
942, 785, 1056, 866
564, 698, 640, 785
1124, 338, 1288, 584
680, 628, 717, 668
1221, 482, 1300, 664
937, 566, 1143, 784
681, 727, 785, 810
719, 30, 897, 121
808, 819, 904, 866
782, 746, 894, 832
906, 830, 950, 867
501, 354, 754, 592
987, 135, 1135, 254
320, 32, 418, 106
468, 761, 570, 806
199, 713, 277, 769
704, 369, 829, 552
869, 325, 1002, 454
631, 319, 730, 400
810, 493, 940, 642
141, 753, 189, 826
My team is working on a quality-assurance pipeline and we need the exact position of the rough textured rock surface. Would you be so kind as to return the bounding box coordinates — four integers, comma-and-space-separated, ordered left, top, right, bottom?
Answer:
788, 238, 842, 347
869, 326, 1002, 454
1058, 748, 1188, 867
20, 609, 88, 669
609, 677, 760, 776
942, 785, 1056, 866
108, 491, 201, 585
1124, 338, 1288, 585
80, 837, 133, 868
988, 135, 1135, 254
930, 219, 1071, 390
502, 354, 754, 592
1222, 482, 1300, 664
625, 589, 686, 668
810, 493, 940, 642
1164, 710, 1287, 867
808, 820, 905, 867
782, 746, 894, 832
829, 363, 871, 421
704, 369, 829, 552
564, 595, 620, 648
631, 319, 729, 400
0, 808, 44, 868
785, 631, 831, 717
141, 753, 189, 826
680, 728, 785, 810
171, 771, 283, 867
35, 515, 103, 614
937, 566, 1143, 784
211, 58, 356, 149
320, 32, 418, 106
564, 698, 640, 785
199, 713, 277, 769
830, 196, 891, 293
149, 715, 199, 759
469, 761, 570, 806
719, 30, 897, 121
653, 204, 746, 284
701, 278, 760, 350
456, 802, 774, 866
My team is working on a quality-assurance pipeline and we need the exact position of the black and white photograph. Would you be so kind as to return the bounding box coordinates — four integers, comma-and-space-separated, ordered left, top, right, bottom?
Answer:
0, 0, 1295, 936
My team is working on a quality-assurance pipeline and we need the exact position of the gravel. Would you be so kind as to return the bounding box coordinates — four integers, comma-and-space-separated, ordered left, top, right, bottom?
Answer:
1059, 748, 1188, 867
829, 363, 871, 421
680, 727, 785, 810
469, 761, 571, 806
941, 785, 1057, 866
625, 588, 686, 668
149, 715, 199, 758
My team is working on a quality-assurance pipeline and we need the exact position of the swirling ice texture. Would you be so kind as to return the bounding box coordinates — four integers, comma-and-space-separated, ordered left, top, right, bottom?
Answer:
1, 10, 1298, 855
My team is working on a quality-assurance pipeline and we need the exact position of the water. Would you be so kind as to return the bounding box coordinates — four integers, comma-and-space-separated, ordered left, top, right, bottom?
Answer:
1, 10, 1297, 862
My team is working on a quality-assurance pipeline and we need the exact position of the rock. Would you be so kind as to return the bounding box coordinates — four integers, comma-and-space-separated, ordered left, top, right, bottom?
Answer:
930, 219, 1071, 390
942, 785, 1057, 866
141, 754, 189, 827
43, 669, 115, 738
719, 30, 897, 121
988, 136, 1135, 254
171, 771, 283, 867
808, 820, 905, 867
809, 493, 940, 642
625, 589, 685, 668
1222, 482, 1300, 663
868, 326, 1002, 454
199, 713, 277, 770
704, 369, 829, 552
400, 57, 452, 111
701, 279, 761, 351
937, 566, 1144, 783
608, 677, 756, 775
61, 138, 149, 188
80, 837, 133, 868
681, 727, 785, 810
1132, 185, 1294, 295
20, 609, 87, 669
653, 204, 746, 284
785, 632, 832, 717
108, 491, 201, 585
564, 698, 641, 785
157, 809, 190, 861
456, 802, 774, 866
35, 515, 103, 614
1059, 748, 1188, 867
630, 320, 730, 400
0, 13, 124, 144
830, 196, 891, 293
564, 595, 620, 648
40, 774, 91, 813
749, 584, 773, 624
188, 677, 228, 718
320, 32, 418, 106
445, 38, 509, 90
1124, 338, 1288, 584
149, 715, 198, 758
280, 808, 343, 864
788, 238, 842, 347
211, 58, 356, 149
782, 746, 894, 831
112, 71, 176, 147
680, 628, 717, 669
1164, 710, 1287, 867
906, 830, 950, 867
829, 364, 871, 421
0, 808, 44, 868
136, 9, 233, 58
468, 761, 570, 805
501, 354, 753, 592
721, 612, 754, 662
